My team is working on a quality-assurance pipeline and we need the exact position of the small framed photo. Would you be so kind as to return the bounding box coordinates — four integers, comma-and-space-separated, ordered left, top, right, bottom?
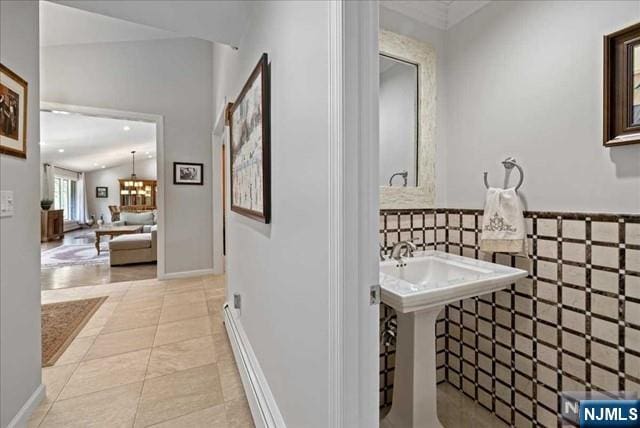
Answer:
173, 162, 203, 185
95, 187, 108, 198
0, 63, 28, 159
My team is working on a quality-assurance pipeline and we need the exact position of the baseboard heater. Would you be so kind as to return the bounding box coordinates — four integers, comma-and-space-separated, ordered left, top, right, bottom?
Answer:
223, 303, 286, 428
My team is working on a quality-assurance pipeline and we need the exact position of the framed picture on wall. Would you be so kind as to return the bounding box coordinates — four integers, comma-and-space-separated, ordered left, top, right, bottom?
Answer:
95, 187, 108, 198
173, 162, 203, 185
0, 63, 28, 159
604, 22, 640, 146
229, 53, 271, 223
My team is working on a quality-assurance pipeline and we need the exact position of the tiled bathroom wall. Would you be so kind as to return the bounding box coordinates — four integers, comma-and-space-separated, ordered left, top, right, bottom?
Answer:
379, 208, 640, 426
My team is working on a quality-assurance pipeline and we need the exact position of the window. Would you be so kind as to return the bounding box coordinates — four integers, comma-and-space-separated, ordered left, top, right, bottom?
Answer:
53, 176, 77, 220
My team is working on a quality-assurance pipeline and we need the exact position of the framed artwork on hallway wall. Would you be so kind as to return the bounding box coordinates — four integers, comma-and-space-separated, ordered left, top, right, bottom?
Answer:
95, 187, 108, 198
229, 53, 271, 224
0, 63, 28, 159
173, 162, 203, 185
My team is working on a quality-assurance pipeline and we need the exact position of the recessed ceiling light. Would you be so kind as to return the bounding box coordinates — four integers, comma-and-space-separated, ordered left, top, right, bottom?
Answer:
51, 110, 70, 115
123, 126, 131, 131
93, 163, 98, 166
58, 148, 64, 153
101, 165, 106, 169
148, 155, 153, 158
145, 151, 149, 155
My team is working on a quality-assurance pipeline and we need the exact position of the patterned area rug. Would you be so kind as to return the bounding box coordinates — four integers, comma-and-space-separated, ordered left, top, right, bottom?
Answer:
41, 243, 109, 267
41, 296, 107, 367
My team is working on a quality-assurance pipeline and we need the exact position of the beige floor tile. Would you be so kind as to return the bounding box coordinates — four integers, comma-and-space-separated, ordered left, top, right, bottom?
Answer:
162, 290, 206, 308
164, 281, 204, 295
213, 333, 234, 363
207, 296, 225, 314
148, 404, 227, 428
436, 383, 506, 428
210, 313, 227, 336
59, 349, 150, 400
84, 326, 157, 361
134, 364, 224, 427
76, 325, 104, 338
28, 363, 79, 427
159, 301, 208, 324
55, 336, 97, 366
117, 295, 164, 312
153, 316, 211, 347
40, 382, 143, 428
147, 335, 216, 379
224, 398, 254, 428
217, 360, 244, 402
102, 307, 161, 334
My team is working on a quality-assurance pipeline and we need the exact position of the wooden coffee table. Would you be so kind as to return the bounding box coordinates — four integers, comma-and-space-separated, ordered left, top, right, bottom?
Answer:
95, 225, 144, 255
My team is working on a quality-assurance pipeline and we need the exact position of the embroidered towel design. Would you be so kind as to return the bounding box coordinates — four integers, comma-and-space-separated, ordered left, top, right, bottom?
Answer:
480, 188, 528, 256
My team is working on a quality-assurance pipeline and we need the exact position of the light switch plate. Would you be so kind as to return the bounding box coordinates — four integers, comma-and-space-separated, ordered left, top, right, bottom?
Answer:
0, 191, 14, 217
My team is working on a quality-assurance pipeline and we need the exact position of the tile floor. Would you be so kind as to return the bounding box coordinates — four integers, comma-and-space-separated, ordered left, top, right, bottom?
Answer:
31, 274, 254, 428
32, 273, 505, 427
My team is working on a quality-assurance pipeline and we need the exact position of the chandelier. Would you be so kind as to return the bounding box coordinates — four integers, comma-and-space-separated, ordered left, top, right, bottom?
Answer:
120, 151, 144, 196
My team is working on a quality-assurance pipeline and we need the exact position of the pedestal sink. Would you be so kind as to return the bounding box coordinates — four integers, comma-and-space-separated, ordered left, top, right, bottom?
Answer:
379, 251, 527, 428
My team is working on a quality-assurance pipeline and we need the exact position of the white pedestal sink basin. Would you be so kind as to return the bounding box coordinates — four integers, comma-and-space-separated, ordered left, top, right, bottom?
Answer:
379, 251, 527, 428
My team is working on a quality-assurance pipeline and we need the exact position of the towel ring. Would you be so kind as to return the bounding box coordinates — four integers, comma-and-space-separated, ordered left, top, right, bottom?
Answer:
483, 157, 524, 191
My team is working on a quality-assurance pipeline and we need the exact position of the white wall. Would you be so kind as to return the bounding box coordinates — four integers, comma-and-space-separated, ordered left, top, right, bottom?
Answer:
380, 7, 448, 206
213, 2, 331, 426
0, 1, 43, 427
41, 38, 215, 274
85, 158, 157, 221
444, 0, 640, 213
379, 60, 418, 186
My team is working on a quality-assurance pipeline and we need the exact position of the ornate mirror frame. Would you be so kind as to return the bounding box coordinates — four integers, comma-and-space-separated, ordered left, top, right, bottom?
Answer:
379, 29, 436, 209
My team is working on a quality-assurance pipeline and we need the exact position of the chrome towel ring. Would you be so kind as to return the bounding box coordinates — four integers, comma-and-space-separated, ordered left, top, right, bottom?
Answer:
483, 157, 524, 192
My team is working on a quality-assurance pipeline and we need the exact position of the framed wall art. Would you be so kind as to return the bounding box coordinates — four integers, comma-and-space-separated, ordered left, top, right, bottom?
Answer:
229, 53, 271, 223
95, 186, 108, 198
0, 63, 28, 158
604, 22, 640, 146
173, 162, 203, 185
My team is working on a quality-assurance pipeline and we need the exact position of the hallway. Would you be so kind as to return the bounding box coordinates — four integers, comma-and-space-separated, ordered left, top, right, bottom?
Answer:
30, 275, 253, 428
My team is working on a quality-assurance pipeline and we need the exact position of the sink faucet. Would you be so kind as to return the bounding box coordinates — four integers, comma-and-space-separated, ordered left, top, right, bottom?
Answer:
390, 240, 417, 265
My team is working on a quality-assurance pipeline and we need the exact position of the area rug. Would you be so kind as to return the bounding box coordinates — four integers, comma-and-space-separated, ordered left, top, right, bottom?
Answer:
41, 296, 107, 367
41, 243, 110, 268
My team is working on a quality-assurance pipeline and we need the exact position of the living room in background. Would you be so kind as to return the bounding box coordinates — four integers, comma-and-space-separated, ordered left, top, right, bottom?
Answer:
39, 103, 163, 289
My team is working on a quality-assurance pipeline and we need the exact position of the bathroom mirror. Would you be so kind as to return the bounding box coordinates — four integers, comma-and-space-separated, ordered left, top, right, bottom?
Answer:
379, 30, 436, 209
379, 54, 418, 187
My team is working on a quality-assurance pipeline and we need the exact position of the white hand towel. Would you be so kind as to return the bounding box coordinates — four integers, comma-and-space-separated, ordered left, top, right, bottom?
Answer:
480, 188, 528, 256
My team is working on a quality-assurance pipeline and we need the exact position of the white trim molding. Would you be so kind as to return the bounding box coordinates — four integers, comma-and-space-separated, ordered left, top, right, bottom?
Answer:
329, 2, 379, 427
158, 268, 215, 281
7, 384, 45, 428
223, 304, 286, 428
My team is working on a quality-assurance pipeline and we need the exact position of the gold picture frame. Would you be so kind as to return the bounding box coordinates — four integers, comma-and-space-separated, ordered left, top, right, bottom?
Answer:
0, 63, 28, 158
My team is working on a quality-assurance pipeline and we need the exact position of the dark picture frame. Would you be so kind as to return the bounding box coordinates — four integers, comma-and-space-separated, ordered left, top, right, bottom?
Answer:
95, 187, 108, 198
0, 63, 28, 159
173, 162, 203, 185
229, 53, 271, 223
604, 22, 640, 146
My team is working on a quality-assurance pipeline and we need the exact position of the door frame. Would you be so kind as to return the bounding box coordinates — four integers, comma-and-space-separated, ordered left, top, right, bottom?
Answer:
212, 102, 227, 275
328, 2, 380, 427
39, 102, 166, 277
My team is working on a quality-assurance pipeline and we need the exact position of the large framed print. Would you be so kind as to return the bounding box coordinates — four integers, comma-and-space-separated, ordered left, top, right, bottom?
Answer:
229, 53, 271, 223
0, 64, 28, 158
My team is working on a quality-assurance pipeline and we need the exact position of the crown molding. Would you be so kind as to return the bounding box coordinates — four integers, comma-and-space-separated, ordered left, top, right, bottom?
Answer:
380, 1, 490, 31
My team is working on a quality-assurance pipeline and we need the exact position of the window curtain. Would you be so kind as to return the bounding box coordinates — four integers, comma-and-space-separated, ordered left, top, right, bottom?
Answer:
76, 172, 88, 224
43, 164, 55, 201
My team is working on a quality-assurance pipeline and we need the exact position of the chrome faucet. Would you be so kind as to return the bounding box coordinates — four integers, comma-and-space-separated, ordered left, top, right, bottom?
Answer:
390, 240, 417, 266
379, 243, 388, 261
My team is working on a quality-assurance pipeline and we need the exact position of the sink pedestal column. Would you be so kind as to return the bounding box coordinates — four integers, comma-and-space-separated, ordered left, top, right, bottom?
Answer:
381, 305, 444, 428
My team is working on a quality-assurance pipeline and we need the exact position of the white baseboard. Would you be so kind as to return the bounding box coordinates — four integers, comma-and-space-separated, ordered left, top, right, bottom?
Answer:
223, 304, 286, 428
7, 384, 45, 428
158, 268, 215, 280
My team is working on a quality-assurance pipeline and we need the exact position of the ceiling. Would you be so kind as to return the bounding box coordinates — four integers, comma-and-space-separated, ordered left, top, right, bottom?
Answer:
49, 0, 252, 48
380, 0, 491, 30
40, 111, 156, 173
40, 1, 182, 48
